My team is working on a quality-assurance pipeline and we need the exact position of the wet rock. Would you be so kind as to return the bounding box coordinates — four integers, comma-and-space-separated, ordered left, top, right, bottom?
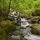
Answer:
11, 35, 20, 40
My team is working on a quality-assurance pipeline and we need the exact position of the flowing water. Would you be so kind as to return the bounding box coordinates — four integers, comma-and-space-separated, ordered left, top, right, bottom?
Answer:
8, 12, 40, 40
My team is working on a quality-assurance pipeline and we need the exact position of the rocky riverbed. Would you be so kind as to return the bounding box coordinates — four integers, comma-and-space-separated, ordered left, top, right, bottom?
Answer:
8, 18, 40, 40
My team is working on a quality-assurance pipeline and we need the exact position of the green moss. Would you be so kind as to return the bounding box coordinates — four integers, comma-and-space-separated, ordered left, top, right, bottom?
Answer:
31, 24, 40, 35
32, 23, 40, 31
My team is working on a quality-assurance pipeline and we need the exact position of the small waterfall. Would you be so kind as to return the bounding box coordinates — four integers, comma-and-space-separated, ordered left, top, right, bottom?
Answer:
8, 12, 40, 40
8, 17, 32, 40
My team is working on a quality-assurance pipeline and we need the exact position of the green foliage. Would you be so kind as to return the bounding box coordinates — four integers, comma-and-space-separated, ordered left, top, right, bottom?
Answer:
0, 0, 40, 16
0, 0, 10, 9
0, 0, 10, 16
32, 9, 40, 16
10, 0, 40, 16
0, 20, 16, 33
0, 27, 8, 40
0, 20, 16, 40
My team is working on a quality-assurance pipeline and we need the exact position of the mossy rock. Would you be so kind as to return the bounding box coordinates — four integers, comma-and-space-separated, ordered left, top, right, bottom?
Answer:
31, 24, 40, 35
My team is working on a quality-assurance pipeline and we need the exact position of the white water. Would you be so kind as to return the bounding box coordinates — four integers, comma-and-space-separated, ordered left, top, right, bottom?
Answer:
8, 13, 40, 40
21, 18, 32, 28
21, 18, 40, 40
24, 33, 40, 40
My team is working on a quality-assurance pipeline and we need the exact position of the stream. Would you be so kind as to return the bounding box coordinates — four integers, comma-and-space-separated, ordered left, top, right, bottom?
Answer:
8, 11, 40, 40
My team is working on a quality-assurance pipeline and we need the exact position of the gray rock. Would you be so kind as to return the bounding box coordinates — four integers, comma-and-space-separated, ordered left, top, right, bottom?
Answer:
11, 35, 20, 40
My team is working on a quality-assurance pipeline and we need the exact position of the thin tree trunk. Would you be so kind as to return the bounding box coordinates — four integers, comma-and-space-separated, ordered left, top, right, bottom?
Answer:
8, 0, 11, 13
